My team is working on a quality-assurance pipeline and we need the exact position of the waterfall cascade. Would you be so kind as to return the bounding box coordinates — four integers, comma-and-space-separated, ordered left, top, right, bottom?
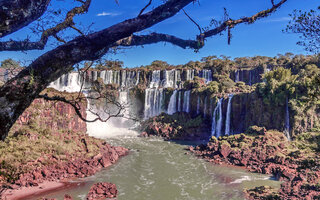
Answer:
200, 69, 212, 83
48, 67, 266, 137
211, 98, 223, 137
182, 90, 191, 113
167, 90, 178, 115
235, 70, 240, 82
144, 88, 164, 119
177, 91, 182, 112
225, 94, 234, 135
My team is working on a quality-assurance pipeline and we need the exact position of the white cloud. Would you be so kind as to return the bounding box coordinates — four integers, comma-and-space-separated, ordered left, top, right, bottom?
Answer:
263, 17, 291, 23
96, 12, 120, 17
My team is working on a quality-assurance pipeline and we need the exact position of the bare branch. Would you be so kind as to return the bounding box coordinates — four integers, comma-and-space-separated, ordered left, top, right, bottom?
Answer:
112, 0, 287, 50
203, 0, 287, 39
138, 0, 152, 17
182, 8, 202, 34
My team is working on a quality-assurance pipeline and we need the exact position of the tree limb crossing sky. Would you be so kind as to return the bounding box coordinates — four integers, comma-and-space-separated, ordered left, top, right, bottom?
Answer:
0, 0, 318, 67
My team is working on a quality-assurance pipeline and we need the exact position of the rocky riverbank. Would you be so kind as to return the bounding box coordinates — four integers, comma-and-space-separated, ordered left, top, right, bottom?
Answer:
189, 126, 320, 199
0, 89, 128, 199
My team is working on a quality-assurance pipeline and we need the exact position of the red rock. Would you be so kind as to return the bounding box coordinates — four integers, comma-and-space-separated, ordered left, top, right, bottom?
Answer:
219, 143, 232, 158
87, 182, 118, 200
64, 194, 73, 200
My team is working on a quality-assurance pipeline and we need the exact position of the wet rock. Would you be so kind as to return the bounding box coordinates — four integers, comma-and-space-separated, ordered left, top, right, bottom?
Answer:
87, 182, 118, 200
64, 194, 73, 200
190, 130, 320, 199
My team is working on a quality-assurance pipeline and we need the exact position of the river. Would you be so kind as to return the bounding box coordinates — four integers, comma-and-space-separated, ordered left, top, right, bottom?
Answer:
28, 133, 280, 200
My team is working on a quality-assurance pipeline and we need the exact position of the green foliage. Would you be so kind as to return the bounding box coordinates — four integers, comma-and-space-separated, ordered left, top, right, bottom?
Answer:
95, 59, 124, 70
0, 58, 21, 68
246, 126, 266, 136
285, 7, 320, 53
258, 67, 296, 105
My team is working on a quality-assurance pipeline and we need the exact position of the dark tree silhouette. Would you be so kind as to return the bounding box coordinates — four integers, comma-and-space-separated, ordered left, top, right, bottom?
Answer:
285, 6, 320, 53
0, 0, 287, 139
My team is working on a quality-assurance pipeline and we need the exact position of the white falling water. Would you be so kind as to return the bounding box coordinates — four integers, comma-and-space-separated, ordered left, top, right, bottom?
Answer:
211, 98, 223, 137
119, 91, 130, 124
162, 70, 175, 88
92, 71, 98, 82
121, 70, 127, 88
201, 69, 212, 83
177, 91, 182, 112
174, 70, 181, 88
86, 93, 138, 138
135, 71, 140, 85
149, 70, 161, 88
285, 97, 291, 141
235, 70, 240, 82
196, 96, 200, 115
224, 94, 234, 135
48, 72, 82, 93
186, 69, 195, 81
182, 90, 191, 113
144, 88, 164, 119
167, 90, 177, 115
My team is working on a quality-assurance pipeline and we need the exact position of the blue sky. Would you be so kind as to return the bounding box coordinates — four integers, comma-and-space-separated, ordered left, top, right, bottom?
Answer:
0, 0, 318, 68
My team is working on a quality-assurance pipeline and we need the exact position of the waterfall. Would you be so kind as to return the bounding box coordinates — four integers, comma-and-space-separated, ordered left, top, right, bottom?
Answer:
201, 69, 212, 83
182, 90, 191, 113
119, 91, 130, 124
186, 69, 194, 81
177, 91, 182, 112
144, 88, 164, 119
174, 70, 181, 88
135, 71, 140, 85
196, 96, 200, 115
49, 72, 82, 92
285, 97, 291, 141
225, 94, 234, 135
211, 98, 223, 137
167, 90, 177, 115
235, 70, 240, 82
86, 91, 137, 138
149, 70, 161, 88
249, 70, 252, 86
121, 70, 127, 88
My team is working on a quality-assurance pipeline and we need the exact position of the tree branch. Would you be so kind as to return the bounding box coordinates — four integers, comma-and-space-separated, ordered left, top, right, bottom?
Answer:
0, 0, 288, 139
203, 0, 287, 39
0, 0, 92, 51
182, 8, 202, 34
112, 0, 287, 50
138, 0, 152, 17
0, 0, 51, 38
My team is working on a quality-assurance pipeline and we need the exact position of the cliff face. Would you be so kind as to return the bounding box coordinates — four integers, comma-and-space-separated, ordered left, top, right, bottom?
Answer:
229, 67, 265, 85
1, 89, 128, 192
10, 91, 87, 135
49, 65, 320, 140
230, 92, 287, 134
